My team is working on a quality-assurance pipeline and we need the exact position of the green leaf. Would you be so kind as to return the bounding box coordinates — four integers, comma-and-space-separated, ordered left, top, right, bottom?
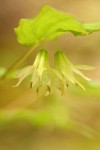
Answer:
15, 5, 100, 46
84, 23, 100, 33
14, 5, 87, 46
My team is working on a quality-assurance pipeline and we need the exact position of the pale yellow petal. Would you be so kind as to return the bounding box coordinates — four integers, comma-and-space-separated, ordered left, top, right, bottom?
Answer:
13, 73, 28, 87
73, 68, 91, 81
75, 65, 95, 70
76, 80, 86, 91
14, 66, 33, 78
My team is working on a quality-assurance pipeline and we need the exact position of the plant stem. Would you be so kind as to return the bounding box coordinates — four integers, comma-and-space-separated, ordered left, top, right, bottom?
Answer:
0, 44, 39, 84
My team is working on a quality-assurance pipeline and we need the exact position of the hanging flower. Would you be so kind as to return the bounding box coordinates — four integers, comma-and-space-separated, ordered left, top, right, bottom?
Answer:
54, 50, 94, 94
14, 49, 57, 96
14, 49, 94, 96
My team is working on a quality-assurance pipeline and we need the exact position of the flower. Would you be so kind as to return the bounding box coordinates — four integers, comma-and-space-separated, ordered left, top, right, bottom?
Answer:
54, 50, 94, 93
14, 49, 56, 95
14, 49, 94, 96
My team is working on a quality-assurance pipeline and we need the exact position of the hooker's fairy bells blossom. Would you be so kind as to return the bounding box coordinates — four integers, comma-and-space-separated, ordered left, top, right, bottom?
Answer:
54, 50, 94, 93
14, 49, 57, 95
14, 49, 94, 96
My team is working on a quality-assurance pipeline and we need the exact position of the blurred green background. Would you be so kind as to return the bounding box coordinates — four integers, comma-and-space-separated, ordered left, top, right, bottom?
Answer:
0, 0, 100, 150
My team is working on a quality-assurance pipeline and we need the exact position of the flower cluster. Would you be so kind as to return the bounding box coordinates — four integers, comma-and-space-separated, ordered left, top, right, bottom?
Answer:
14, 49, 94, 95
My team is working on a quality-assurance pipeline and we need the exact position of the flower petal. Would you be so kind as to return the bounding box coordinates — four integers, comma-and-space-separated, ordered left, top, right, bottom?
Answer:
76, 80, 86, 90
54, 51, 76, 84
14, 66, 33, 78
13, 73, 29, 87
75, 65, 95, 70
73, 68, 91, 81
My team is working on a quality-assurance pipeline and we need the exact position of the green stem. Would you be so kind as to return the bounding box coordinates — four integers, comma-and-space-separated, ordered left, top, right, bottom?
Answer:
0, 44, 39, 84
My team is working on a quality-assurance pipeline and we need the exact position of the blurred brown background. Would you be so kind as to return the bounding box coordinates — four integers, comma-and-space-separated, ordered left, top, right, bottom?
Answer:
0, 0, 100, 150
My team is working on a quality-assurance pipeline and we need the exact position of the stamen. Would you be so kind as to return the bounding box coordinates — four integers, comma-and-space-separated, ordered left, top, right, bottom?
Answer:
36, 80, 42, 93
30, 81, 33, 88
47, 85, 51, 93
66, 81, 69, 87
